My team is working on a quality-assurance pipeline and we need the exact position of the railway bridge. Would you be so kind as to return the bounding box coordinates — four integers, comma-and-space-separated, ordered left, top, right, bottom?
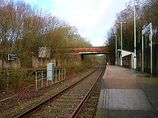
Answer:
66, 46, 112, 61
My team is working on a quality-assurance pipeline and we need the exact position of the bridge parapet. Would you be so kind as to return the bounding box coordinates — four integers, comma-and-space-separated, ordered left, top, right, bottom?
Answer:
73, 47, 111, 53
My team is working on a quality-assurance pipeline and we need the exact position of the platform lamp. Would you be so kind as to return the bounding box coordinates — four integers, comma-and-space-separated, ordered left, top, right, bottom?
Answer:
133, 0, 137, 72
116, 22, 126, 67
112, 34, 117, 66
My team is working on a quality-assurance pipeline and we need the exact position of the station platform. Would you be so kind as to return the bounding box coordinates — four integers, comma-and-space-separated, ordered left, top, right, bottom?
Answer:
96, 65, 158, 118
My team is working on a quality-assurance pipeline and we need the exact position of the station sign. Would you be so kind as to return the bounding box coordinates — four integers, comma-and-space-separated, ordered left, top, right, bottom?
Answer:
8, 54, 17, 61
142, 24, 150, 35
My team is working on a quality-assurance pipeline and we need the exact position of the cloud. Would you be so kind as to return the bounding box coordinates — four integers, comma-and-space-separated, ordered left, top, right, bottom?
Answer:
25, 0, 37, 5
92, 37, 105, 46
49, 0, 130, 46
51, 0, 112, 29
15, 0, 130, 46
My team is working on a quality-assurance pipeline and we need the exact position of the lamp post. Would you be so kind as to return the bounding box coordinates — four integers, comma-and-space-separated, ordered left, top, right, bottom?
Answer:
112, 35, 117, 65
133, 0, 137, 72
116, 22, 126, 67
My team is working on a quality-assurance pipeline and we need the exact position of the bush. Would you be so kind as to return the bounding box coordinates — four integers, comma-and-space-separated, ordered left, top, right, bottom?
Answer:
0, 70, 34, 91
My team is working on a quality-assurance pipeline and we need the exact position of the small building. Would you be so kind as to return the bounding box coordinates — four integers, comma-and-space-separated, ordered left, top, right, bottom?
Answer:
117, 49, 134, 68
38, 47, 51, 58
32, 47, 56, 68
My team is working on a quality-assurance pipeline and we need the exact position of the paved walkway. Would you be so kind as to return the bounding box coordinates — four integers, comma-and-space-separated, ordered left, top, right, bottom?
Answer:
96, 65, 158, 118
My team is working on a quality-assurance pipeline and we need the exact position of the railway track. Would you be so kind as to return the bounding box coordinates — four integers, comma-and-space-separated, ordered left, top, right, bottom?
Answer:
16, 65, 105, 118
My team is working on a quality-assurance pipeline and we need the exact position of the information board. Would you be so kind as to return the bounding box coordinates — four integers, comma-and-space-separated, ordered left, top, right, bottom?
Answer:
8, 54, 17, 61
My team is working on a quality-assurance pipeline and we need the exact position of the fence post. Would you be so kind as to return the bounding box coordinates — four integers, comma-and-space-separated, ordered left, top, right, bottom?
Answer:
52, 70, 54, 85
59, 69, 60, 81
36, 71, 38, 91
64, 68, 66, 80
55, 69, 57, 83
42, 71, 43, 88
47, 71, 48, 86
62, 68, 63, 80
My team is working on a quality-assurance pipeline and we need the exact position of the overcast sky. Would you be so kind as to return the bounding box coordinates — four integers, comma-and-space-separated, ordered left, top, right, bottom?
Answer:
22, 0, 131, 46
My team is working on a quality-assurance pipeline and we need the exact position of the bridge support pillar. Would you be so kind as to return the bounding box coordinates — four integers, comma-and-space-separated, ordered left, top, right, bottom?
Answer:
81, 54, 84, 61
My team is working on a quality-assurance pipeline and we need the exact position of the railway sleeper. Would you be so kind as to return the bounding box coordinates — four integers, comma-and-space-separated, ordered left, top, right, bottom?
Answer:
35, 108, 75, 115
50, 102, 78, 106
78, 107, 97, 117
44, 107, 75, 111
60, 96, 84, 99
54, 99, 82, 102
31, 112, 72, 118
67, 89, 90, 94
63, 93, 84, 96
47, 103, 78, 109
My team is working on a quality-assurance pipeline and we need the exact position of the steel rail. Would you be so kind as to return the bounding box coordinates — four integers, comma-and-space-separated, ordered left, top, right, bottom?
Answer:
16, 67, 98, 118
70, 67, 104, 118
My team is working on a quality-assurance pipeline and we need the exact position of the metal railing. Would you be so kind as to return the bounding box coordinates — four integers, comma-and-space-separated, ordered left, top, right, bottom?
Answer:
35, 68, 66, 91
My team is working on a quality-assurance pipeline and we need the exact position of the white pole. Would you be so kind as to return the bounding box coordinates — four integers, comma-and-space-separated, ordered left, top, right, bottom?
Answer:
121, 22, 123, 67
115, 35, 117, 65
142, 36, 144, 72
150, 23, 152, 74
116, 22, 126, 67
134, 0, 137, 72
112, 35, 117, 65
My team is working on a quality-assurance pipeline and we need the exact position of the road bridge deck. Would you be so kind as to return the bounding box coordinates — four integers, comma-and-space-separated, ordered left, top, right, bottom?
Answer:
96, 65, 158, 118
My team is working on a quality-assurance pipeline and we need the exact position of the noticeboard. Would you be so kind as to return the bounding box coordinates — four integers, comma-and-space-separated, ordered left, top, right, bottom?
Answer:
8, 54, 17, 61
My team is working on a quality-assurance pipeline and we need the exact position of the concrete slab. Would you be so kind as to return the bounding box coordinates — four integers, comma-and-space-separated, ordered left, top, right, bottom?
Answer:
96, 66, 158, 118
98, 89, 153, 110
102, 110, 158, 118
103, 78, 138, 89
145, 90, 158, 110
